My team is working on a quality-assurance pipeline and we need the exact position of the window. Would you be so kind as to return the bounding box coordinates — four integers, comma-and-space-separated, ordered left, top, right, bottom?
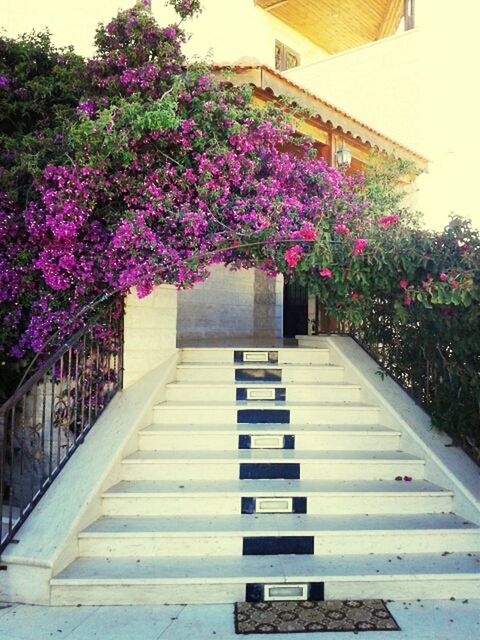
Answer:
275, 40, 300, 72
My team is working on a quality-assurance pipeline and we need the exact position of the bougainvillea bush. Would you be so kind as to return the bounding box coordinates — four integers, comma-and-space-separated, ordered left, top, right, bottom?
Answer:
0, 2, 479, 447
341, 217, 480, 457
0, 0, 368, 358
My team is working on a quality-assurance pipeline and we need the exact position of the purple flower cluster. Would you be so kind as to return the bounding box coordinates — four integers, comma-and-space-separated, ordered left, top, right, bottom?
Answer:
76, 99, 96, 118
0, 75, 13, 89
168, 0, 202, 20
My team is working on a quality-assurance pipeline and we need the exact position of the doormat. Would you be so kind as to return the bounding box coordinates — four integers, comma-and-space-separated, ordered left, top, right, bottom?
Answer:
235, 600, 400, 634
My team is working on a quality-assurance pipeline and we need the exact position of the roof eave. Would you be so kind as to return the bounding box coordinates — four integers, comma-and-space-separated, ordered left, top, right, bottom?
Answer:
213, 65, 428, 171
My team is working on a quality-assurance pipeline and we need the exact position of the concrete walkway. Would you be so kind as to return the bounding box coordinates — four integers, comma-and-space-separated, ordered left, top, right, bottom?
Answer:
0, 599, 478, 640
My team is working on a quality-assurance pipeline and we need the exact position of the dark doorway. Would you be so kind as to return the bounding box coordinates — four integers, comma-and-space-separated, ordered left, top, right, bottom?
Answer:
283, 280, 308, 338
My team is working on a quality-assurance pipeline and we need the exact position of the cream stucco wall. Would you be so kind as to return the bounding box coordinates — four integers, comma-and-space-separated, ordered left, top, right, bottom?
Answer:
174, 0, 328, 68
285, 30, 425, 156
2, 0, 328, 65
2, 0, 135, 57
285, 0, 480, 230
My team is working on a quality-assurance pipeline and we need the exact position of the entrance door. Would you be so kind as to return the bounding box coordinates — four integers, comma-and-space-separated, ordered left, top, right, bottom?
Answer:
283, 280, 308, 338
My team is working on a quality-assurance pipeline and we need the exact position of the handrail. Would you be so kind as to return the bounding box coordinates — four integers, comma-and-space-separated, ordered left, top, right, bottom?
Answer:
0, 297, 124, 554
2, 304, 109, 415
14, 290, 117, 394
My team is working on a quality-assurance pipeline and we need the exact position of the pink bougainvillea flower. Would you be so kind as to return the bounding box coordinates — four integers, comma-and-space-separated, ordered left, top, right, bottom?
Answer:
439, 272, 448, 282
451, 279, 459, 288
319, 267, 332, 278
404, 295, 412, 306
334, 223, 349, 235
351, 291, 360, 300
353, 238, 368, 255
379, 214, 399, 227
284, 245, 303, 269
298, 223, 317, 241
399, 279, 409, 290
257, 215, 270, 229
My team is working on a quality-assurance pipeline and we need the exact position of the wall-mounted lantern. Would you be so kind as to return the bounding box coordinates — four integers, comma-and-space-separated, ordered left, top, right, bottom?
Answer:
335, 140, 352, 169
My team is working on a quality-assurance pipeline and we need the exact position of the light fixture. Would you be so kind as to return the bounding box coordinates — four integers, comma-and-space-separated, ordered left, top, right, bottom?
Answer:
335, 140, 352, 169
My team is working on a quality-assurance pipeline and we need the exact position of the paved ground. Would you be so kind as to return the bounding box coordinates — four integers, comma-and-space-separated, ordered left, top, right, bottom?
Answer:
0, 599, 479, 640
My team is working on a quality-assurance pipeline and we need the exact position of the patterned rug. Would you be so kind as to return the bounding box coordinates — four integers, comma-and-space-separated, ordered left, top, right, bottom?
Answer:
235, 600, 400, 634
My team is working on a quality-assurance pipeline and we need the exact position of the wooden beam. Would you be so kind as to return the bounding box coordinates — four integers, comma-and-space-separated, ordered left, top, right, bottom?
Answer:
294, 119, 329, 145
328, 132, 335, 168
254, 0, 286, 9
264, 0, 289, 10
251, 95, 268, 109
377, 0, 404, 39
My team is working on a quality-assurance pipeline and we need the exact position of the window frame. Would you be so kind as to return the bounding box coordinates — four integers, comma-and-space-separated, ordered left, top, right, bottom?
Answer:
275, 40, 300, 72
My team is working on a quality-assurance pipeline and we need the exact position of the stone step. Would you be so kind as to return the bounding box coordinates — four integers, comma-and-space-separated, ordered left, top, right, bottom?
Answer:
120, 449, 424, 481
165, 382, 362, 403
138, 423, 401, 451
180, 347, 330, 365
153, 401, 380, 425
101, 479, 449, 516
78, 513, 480, 557
175, 363, 345, 383
50, 553, 480, 605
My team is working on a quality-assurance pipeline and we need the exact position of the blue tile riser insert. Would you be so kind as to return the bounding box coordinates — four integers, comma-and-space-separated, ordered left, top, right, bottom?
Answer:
240, 463, 300, 480
238, 435, 295, 449
234, 351, 279, 364
241, 497, 307, 514
246, 582, 325, 602
238, 409, 290, 424
235, 369, 282, 383
243, 536, 314, 555
236, 388, 286, 401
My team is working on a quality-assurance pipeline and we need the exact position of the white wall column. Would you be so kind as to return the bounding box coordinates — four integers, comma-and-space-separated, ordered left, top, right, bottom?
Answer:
123, 285, 177, 387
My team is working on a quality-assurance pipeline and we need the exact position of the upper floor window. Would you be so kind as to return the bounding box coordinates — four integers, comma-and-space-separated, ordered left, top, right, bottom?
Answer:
275, 40, 300, 72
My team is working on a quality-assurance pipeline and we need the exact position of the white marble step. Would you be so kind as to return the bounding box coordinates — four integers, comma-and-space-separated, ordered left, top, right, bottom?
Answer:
166, 382, 361, 402
78, 513, 480, 557
176, 363, 345, 383
121, 449, 424, 481
102, 479, 449, 516
153, 401, 380, 425
50, 553, 480, 604
180, 347, 330, 365
138, 423, 401, 451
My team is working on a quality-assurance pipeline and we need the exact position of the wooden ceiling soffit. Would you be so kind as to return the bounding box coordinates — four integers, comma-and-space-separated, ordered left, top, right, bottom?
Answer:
222, 66, 427, 168
254, 0, 403, 54
378, 0, 404, 39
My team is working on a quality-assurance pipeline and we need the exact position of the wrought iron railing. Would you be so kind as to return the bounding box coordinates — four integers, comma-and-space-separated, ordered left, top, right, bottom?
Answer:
0, 299, 124, 553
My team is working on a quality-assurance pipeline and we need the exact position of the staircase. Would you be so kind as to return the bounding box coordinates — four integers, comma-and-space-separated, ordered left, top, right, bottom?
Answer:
50, 345, 480, 605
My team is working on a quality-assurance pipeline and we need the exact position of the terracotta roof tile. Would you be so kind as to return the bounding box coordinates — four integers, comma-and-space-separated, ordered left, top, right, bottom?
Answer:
212, 64, 428, 167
